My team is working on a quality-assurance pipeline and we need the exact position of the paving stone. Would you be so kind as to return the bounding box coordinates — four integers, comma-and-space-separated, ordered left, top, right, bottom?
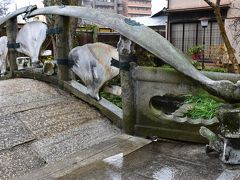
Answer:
0, 97, 68, 116
0, 78, 62, 96
0, 91, 61, 108
16, 99, 101, 126
0, 78, 71, 112
0, 145, 45, 180
31, 118, 121, 163
16, 100, 103, 138
0, 78, 123, 179
217, 169, 240, 180
0, 114, 35, 151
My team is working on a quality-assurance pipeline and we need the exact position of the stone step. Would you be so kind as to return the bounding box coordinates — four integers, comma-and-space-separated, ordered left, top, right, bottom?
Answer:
18, 134, 150, 179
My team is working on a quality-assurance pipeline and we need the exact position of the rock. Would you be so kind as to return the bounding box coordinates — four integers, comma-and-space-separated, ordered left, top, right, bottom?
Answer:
103, 85, 121, 96
43, 61, 56, 76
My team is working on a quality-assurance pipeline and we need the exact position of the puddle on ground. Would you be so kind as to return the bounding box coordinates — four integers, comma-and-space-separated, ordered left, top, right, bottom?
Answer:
153, 166, 175, 180
104, 169, 121, 180
103, 153, 124, 169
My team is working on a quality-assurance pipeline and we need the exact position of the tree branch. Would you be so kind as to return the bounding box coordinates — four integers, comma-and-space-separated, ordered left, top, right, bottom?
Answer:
204, 0, 216, 8
216, 0, 221, 6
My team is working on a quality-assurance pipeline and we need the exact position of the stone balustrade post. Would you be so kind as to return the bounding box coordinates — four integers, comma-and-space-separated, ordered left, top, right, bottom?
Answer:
117, 35, 136, 135
55, 15, 71, 83
6, 17, 18, 76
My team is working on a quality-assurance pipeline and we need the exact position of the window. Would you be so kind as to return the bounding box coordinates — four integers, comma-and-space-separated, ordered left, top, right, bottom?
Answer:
170, 22, 223, 58
128, 6, 151, 11
184, 23, 197, 52
171, 24, 183, 51
128, 0, 151, 4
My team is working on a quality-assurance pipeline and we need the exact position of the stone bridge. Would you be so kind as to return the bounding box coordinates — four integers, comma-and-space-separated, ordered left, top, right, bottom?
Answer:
1, 78, 240, 180
0, 4, 240, 178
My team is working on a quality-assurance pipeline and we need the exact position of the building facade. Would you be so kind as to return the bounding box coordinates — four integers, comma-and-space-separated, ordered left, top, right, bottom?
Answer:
82, 0, 123, 14
167, 0, 236, 63
122, 0, 152, 17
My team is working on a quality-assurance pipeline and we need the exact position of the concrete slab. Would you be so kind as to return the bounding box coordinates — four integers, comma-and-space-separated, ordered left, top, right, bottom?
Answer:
0, 145, 45, 180
0, 114, 35, 150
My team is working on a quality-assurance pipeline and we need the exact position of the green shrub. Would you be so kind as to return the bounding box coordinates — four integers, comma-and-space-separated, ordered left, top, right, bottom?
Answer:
205, 67, 226, 73
183, 91, 223, 119
100, 92, 122, 108
187, 45, 204, 56
40, 55, 54, 64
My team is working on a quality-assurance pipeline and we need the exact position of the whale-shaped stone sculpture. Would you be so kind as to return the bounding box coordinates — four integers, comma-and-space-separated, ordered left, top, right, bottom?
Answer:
69, 42, 119, 100
0, 36, 8, 76
16, 21, 47, 64
0, 5, 240, 102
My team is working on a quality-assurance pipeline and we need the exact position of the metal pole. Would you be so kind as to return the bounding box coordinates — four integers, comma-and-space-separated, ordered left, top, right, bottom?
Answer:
202, 27, 206, 70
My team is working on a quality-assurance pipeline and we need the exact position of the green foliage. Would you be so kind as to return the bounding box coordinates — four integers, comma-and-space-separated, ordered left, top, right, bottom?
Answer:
187, 45, 204, 55
40, 55, 54, 64
80, 25, 98, 31
205, 67, 226, 73
184, 91, 223, 119
105, 75, 121, 86
134, 45, 165, 67
100, 92, 122, 108
192, 60, 201, 69
161, 64, 173, 69
100, 76, 121, 108
73, 31, 82, 47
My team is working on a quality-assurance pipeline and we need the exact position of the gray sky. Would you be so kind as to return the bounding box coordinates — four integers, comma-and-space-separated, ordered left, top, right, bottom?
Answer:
152, 0, 167, 14
8, 0, 43, 12
9, 0, 167, 15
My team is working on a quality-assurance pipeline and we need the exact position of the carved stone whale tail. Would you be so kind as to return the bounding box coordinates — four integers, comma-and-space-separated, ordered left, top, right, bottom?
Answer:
205, 80, 240, 103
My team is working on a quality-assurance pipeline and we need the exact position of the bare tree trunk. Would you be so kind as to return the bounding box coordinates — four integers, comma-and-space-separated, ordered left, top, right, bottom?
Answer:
204, 0, 239, 73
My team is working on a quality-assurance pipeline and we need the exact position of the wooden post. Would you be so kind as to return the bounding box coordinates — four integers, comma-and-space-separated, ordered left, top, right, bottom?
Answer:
6, 17, 18, 76
55, 15, 71, 83
93, 26, 98, 43
117, 36, 136, 135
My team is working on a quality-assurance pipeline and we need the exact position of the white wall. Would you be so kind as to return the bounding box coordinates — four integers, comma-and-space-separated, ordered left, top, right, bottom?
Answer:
169, 0, 231, 10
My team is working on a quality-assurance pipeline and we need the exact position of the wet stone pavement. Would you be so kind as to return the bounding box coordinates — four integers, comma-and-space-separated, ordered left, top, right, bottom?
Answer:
59, 140, 240, 180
